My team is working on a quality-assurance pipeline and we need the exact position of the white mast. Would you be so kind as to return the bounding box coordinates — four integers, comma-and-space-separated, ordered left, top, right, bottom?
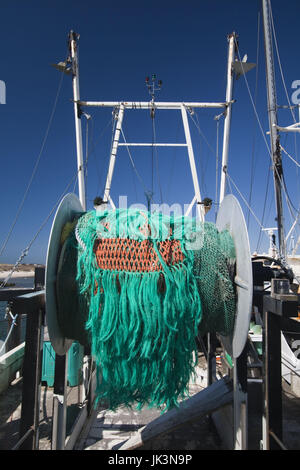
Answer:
219, 32, 237, 204
69, 31, 86, 211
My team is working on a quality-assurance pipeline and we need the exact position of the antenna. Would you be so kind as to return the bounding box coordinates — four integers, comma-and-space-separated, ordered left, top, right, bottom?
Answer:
145, 74, 162, 118
145, 74, 162, 101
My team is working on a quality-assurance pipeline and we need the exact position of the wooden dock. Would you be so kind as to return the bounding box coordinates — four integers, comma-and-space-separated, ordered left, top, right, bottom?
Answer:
75, 366, 227, 451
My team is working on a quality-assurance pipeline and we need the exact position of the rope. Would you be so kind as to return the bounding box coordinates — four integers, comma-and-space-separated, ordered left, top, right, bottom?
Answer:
0, 310, 18, 355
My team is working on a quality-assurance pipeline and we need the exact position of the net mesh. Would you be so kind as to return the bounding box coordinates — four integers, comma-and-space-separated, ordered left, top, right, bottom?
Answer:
59, 208, 236, 411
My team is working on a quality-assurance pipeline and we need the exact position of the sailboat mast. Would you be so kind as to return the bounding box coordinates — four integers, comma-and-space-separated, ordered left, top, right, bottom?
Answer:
262, 0, 286, 261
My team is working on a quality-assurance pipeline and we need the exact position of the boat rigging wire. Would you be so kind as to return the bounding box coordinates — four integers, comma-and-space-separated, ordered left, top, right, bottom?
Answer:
79, 111, 116, 200
276, 145, 300, 237
226, 172, 269, 237
234, 36, 290, 251
247, 11, 261, 230
151, 112, 163, 205
166, 119, 181, 200
72, 112, 93, 194
234, 38, 274, 167
188, 110, 210, 198
0, 168, 79, 288
270, 3, 300, 206
214, 113, 222, 220
187, 108, 216, 156
269, 3, 296, 124
280, 144, 300, 169
0, 65, 65, 259
84, 112, 92, 188
255, 168, 271, 252
119, 126, 151, 201
281, 172, 300, 216
187, 108, 220, 208
96, 111, 119, 197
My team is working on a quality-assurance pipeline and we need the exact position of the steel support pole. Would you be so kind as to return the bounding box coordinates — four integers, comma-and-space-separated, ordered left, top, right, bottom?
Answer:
233, 347, 248, 450
69, 31, 86, 211
180, 104, 204, 221
103, 104, 125, 206
51, 353, 68, 450
261, 294, 298, 450
79, 100, 227, 109
219, 32, 236, 204
19, 308, 44, 450
262, 309, 283, 450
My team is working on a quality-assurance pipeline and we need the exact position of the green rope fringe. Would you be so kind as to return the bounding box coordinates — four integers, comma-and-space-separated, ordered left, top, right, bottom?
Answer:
67, 208, 235, 412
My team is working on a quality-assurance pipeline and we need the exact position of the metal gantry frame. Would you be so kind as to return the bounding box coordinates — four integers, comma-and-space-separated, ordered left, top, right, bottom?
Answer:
47, 28, 261, 451
69, 28, 245, 222
69, 29, 254, 451
78, 99, 229, 222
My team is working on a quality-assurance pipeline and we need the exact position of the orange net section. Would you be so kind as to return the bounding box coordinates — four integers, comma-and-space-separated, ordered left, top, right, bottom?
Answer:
94, 237, 185, 272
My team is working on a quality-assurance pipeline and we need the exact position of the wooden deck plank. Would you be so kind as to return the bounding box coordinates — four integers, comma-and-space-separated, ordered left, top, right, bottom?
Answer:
115, 376, 233, 450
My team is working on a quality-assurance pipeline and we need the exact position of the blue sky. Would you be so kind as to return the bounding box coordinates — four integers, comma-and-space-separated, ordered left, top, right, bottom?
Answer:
1, 0, 300, 264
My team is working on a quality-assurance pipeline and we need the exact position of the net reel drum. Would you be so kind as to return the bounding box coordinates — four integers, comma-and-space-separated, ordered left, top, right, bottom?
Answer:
45, 193, 252, 364
216, 194, 253, 359
45, 193, 85, 355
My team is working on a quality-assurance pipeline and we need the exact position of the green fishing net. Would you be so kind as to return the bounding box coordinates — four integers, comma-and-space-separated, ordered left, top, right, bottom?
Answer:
57, 208, 236, 412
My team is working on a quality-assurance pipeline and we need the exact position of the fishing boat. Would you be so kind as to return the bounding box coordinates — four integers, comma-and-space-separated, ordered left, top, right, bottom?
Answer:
0, 0, 300, 452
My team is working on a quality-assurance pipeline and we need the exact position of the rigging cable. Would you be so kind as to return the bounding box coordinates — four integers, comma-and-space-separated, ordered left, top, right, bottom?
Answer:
269, 1, 300, 204
83, 112, 116, 200
187, 108, 216, 156
280, 145, 300, 244
119, 126, 152, 203
166, 118, 180, 200
190, 111, 208, 197
72, 111, 93, 194
0, 167, 80, 288
187, 108, 217, 202
255, 167, 272, 252
214, 112, 223, 221
281, 144, 300, 169
266, 6, 300, 240
98, 110, 118, 196
269, 4, 296, 124
247, 11, 261, 230
151, 111, 163, 205
234, 37, 272, 159
226, 172, 269, 239
0, 67, 65, 259
234, 36, 287, 250
84, 112, 92, 191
